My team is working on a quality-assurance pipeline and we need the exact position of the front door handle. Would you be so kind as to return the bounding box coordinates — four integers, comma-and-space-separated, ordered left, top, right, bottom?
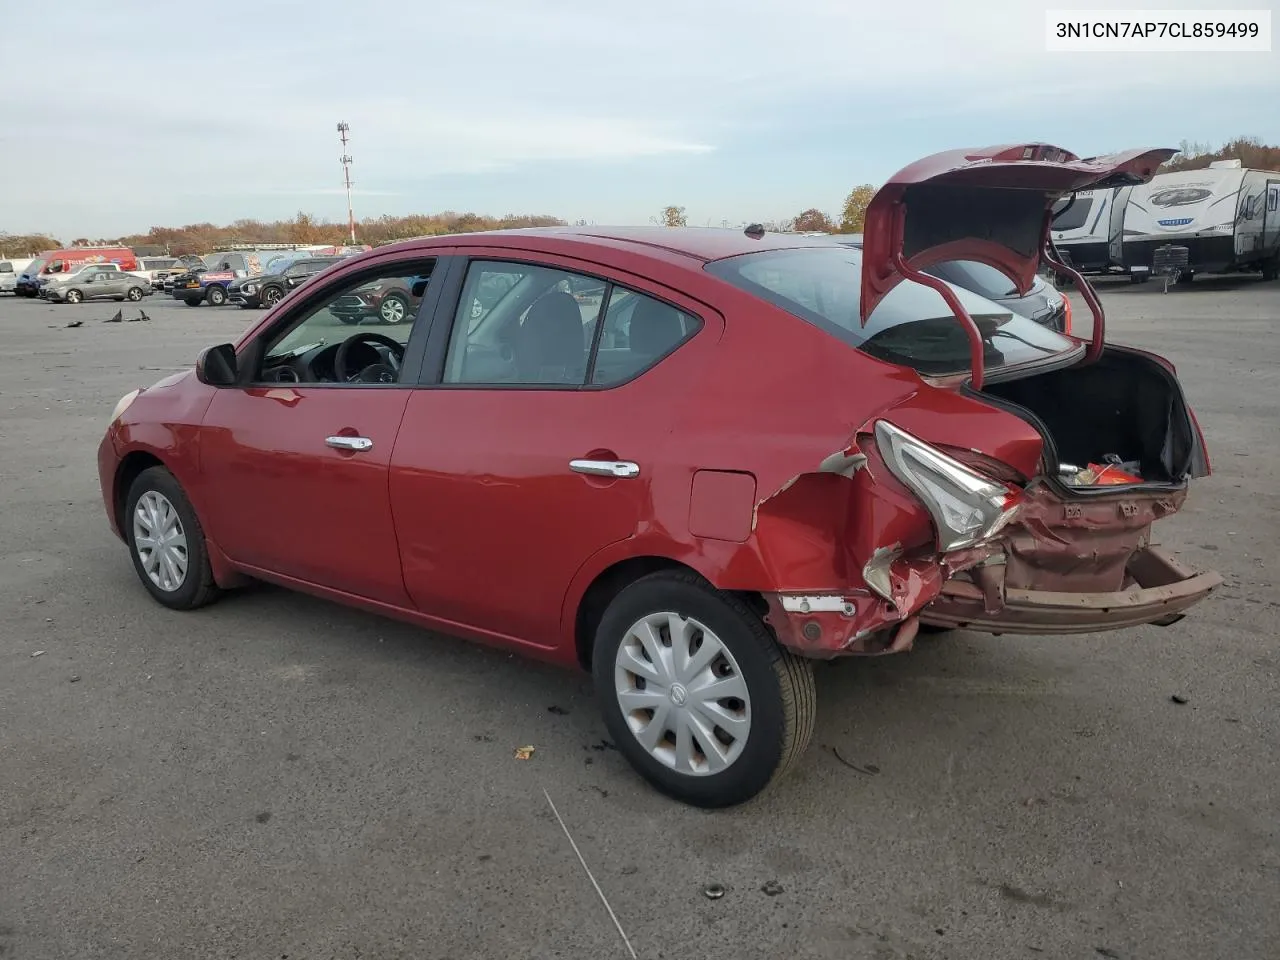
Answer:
326, 435, 373, 451
570, 459, 639, 479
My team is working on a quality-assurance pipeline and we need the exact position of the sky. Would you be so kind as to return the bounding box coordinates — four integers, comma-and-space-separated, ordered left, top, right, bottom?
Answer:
2, 0, 1276, 238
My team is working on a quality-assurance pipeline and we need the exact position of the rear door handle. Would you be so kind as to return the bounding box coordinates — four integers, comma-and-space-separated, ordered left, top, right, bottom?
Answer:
570, 459, 639, 478
326, 435, 373, 451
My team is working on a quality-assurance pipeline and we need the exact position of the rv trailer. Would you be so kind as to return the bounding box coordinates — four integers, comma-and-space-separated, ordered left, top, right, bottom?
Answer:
1049, 185, 1135, 281
1120, 160, 1280, 282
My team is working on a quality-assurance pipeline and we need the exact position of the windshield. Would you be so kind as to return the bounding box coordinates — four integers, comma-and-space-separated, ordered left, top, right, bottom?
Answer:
24, 258, 46, 276
706, 246, 1075, 376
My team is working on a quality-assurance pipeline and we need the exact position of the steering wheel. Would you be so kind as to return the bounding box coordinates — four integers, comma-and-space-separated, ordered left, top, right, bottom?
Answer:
334, 332, 407, 383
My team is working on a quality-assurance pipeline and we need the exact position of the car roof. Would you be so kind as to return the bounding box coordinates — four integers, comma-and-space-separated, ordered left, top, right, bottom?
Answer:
400, 225, 841, 263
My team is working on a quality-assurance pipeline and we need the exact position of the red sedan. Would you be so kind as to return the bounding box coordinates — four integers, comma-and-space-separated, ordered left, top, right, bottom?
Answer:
98, 144, 1221, 808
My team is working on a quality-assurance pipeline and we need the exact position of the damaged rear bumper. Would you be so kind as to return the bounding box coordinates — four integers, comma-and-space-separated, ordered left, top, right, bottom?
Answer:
762, 545, 1220, 658
919, 545, 1222, 634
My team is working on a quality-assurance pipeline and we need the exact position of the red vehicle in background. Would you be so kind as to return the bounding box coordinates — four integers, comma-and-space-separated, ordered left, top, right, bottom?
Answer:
96, 144, 1221, 808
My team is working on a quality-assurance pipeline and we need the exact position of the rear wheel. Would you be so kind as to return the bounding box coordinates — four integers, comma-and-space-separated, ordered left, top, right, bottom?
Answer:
592, 571, 816, 808
124, 466, 220, 611
126, 286, 144, 301
206, 285, 227, 306
379, 293, 408, 324
65, 289, 83, 304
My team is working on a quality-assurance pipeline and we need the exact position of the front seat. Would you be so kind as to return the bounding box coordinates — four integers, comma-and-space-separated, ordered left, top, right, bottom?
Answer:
628, 297, 685, 357
513, 291, 586, 383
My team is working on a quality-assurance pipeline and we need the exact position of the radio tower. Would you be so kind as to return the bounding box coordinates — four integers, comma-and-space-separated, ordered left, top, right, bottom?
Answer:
337, 122, 356, 244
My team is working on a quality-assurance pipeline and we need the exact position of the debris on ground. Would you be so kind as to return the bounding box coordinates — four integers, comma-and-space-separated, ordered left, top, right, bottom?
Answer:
703, 883, 726, 900
69, 676, 80, 683
31, 650, 46, 658
105, 310, 123, 323
547, 705, 569, 715
65, 320, 83, 328
1170, 694, 1190, 705
1095, 948, 1122, 959
129, 310, 150, 322
513, 745, 535, 760
760, 880, 784, 896
825, 745, 880, 775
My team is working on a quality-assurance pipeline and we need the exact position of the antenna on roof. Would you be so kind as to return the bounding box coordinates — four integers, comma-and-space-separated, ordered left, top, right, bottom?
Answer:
744, 223, 765, 240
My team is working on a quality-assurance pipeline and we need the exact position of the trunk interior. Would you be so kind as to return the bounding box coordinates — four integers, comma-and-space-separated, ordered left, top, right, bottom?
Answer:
978, 346, 1204, 488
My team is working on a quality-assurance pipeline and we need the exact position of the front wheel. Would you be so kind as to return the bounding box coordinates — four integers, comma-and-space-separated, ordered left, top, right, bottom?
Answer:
65, 289, 83, 304
261, 285, 283, 307
124, 466, 220, 610
592, 571, 816, 808
126, 286, 144, 301
206, 285, 227, 306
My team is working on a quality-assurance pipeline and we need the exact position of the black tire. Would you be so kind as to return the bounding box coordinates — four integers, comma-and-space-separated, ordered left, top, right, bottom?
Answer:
65, 289, 83, 304
123, 466, 220, 611
206, 285, 227, 306
260, 285, 283, 307
1178, 272, 1195, 285
184, 297, 201, 306
126, 286, 144, 301
592, 570, 816, 808
378, 293, 409, 324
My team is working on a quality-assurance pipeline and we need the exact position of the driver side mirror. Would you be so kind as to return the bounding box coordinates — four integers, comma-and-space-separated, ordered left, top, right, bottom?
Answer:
195, 343, 238, 386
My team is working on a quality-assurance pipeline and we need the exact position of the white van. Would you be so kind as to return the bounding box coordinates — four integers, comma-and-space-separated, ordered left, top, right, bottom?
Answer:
0, 258, 34, 294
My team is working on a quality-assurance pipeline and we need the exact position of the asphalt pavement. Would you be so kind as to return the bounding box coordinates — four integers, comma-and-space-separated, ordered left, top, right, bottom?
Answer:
1, 279, 1277, 960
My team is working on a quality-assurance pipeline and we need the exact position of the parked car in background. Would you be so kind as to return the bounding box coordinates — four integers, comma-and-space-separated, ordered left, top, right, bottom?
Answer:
132, 256, 185, 290
0, 258, 34, 294
228, 256, 345, 309
329, 272, 430, 325
15, 246, 139, 296
96, 142, 1218, 809
37, 262, 129, 298
44, 267, 150, 304
170, 250, 298, 306
838, 235, 1071, 332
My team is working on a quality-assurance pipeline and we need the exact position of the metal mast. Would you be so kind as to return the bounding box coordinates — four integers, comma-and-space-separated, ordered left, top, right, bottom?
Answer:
337, 122, 355, 244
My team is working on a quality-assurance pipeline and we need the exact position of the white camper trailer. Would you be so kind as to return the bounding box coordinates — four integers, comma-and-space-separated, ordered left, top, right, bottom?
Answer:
1049, 185, 1134, 279
1121, 160, 1280, 282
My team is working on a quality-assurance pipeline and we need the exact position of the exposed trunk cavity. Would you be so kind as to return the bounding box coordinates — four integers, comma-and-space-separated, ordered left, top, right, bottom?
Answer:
977, 345, 1209, 488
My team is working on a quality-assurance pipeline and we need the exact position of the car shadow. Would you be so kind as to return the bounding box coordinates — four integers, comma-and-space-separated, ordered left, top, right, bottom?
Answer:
227, 580, 1089, 812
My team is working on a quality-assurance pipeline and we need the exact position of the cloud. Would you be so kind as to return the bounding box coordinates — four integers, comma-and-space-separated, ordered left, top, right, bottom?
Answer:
1, 0, 1274, 236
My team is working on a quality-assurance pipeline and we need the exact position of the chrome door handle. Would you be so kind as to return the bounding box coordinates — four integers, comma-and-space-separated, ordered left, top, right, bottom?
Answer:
570, 459, 639, 479
326, 435, 373, 451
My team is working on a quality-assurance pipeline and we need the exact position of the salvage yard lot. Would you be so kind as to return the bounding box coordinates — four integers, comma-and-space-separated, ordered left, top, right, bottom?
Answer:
1, 280, 1277, 960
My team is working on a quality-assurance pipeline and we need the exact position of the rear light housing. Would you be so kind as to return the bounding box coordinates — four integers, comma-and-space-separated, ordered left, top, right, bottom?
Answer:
1060, 294, 1073, 335
874, 420, 1023, 552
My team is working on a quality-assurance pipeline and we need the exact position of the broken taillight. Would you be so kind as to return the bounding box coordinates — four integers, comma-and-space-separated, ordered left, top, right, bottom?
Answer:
874, 420, 1023, 553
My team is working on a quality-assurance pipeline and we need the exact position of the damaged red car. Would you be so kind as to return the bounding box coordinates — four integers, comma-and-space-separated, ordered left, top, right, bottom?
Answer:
97, 143, 1221, 808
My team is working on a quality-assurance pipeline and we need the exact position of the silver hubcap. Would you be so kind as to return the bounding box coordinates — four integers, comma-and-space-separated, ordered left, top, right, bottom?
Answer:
381, 298, 405, 323
265, 289, 279, 304
614, 612, 751, 776
132, 491, 188, 592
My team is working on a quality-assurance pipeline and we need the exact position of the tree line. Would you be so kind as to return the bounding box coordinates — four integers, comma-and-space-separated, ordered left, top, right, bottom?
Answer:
4, 137, 1273, 258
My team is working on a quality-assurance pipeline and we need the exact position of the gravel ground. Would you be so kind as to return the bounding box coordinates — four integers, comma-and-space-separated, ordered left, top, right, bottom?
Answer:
1, 278, 1277, 960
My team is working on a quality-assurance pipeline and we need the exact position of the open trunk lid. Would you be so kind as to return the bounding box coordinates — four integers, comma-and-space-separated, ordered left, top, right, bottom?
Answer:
859, 143, 1176, 388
